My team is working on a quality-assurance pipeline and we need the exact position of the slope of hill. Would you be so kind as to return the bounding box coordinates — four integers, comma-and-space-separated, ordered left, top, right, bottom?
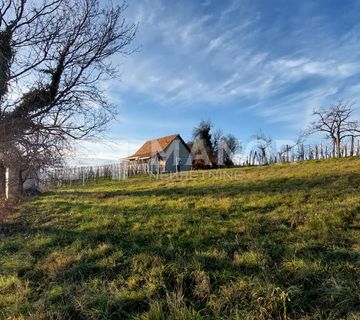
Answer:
1, 158, 359, 319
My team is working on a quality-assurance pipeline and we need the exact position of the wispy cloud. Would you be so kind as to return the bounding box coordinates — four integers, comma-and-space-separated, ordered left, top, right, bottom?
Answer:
112, 0, 360, 124
70, 0, 360, 164
70, 139, 143, 165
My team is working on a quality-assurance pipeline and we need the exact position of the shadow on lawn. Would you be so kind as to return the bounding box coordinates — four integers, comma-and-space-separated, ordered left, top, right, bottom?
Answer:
51, 171, 360, 200
1, 171, 359, 319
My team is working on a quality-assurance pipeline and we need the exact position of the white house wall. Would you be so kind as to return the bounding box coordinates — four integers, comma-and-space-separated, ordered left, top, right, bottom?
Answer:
164, 138, 192, 172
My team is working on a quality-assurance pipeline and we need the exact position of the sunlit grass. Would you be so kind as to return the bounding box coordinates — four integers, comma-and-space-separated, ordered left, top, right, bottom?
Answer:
0, 158, 359, 319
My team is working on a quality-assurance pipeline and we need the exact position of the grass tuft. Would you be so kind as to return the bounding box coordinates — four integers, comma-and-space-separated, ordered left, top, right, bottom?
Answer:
0, 158, 359, 319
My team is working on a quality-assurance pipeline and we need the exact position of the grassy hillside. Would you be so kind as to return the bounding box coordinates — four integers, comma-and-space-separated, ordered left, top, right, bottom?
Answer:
1, 158, 359, 319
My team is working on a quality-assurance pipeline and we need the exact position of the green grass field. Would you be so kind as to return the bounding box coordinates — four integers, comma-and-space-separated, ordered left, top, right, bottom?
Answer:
1, 158, 359, 319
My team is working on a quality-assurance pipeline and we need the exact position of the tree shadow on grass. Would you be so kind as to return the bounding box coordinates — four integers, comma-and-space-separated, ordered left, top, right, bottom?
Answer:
50, 171, 360, 201
3, 209, 359, 318
1, 171, 360, 319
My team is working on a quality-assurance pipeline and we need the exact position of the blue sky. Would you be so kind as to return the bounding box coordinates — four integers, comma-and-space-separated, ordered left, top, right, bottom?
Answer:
76, 0, 360, 163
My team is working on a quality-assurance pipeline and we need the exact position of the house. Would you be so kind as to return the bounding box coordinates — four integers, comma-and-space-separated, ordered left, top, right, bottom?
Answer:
127, 134, 192, 174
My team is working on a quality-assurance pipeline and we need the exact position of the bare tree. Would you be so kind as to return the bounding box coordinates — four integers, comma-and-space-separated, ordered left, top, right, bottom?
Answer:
308, 102, 360, 158
218, 134, 240, 167
253, 131, 272, 165
0, 0, 136, 200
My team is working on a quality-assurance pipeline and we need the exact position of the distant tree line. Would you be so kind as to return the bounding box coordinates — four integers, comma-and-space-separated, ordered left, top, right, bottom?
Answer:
188, 102, 360, 168
246, 101, 360, 166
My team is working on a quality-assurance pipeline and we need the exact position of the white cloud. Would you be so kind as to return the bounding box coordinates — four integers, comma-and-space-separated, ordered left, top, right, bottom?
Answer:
111, 0, 360, 126
253, 86, 340, 128
68, 139, 143, 165
271, 58, 360, 80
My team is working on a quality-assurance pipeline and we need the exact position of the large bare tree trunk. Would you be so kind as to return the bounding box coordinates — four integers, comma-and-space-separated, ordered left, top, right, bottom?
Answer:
7, 166, 23, 202
0, 163, 6, 200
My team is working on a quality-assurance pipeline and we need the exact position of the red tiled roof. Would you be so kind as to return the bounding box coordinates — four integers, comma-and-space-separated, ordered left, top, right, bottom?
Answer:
128, 134, 180, 159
